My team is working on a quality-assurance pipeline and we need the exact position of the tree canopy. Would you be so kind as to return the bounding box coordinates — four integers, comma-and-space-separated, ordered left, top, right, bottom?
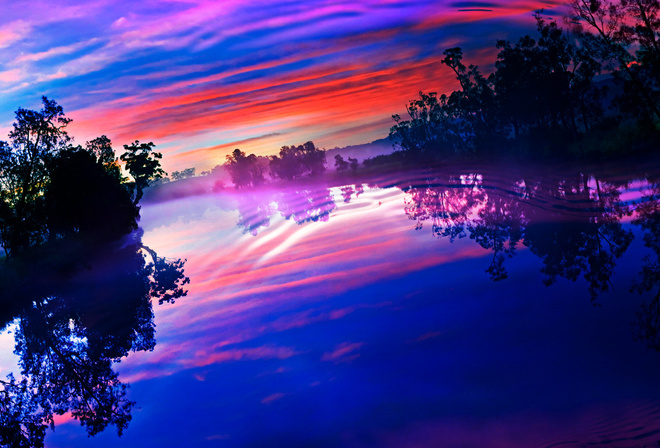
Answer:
390, 9, 659, 158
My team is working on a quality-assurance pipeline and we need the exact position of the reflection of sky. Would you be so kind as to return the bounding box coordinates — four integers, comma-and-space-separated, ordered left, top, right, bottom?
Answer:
0, 0, 567, 171
40, 175, 660, 447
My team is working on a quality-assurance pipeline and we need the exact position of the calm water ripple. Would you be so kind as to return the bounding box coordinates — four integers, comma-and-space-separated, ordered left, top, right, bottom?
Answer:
3, 161, 660, 447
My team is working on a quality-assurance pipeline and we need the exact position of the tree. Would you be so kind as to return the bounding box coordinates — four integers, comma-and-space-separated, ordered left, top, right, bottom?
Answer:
171, 167, 196, 181
269, 141, 325, 180
334, 154, 349, 171
85, 135, 123, 181
0, 97, 71, 256
571, 0, 660, 121
492, 16, 592, 142
45, 147, 138, 241
441, 47, 500, 147
389, 91, 467, 155
119, 141, 165, 205
224, 149, 265, 188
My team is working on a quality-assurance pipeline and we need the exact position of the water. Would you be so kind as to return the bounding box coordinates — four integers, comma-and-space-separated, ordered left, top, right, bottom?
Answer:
3, 160, 660, 447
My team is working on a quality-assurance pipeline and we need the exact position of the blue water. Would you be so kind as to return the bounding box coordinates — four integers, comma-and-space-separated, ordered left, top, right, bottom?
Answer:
3, 162, 660, 447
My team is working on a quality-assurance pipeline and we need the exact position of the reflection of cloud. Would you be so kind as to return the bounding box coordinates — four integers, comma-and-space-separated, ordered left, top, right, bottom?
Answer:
119, 180, 509, 384
321, 342, 364, 363
261, 392, 286, 404
413, 331, 443, 342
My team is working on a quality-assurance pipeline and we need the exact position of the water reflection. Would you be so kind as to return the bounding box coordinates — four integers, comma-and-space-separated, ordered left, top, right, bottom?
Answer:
398, 168, 634, 295
632, 178, 660, 350
220, 165, 660, 355
0, 237, 188, 446
235, 186, 337, 235
40, 161, 660, 447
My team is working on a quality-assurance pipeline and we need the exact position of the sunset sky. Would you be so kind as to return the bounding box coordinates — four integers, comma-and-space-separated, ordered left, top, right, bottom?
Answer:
0, 0, 568, 172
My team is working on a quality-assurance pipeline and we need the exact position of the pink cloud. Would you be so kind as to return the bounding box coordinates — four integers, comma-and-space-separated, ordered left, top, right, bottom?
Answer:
0, 20, 30, 48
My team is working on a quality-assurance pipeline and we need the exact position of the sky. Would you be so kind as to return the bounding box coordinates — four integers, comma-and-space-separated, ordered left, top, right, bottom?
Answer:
0, 0, 568, 172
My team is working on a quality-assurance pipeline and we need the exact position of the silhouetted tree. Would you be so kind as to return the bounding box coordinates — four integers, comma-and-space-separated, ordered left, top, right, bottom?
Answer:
571, 0, 660, 121
270, 142, 326, 180
45, 147, 138, 242
0, 97, 71, 256
225, 149, 265, 188
120, 141, 165, 205
334, 154, 349, 171
172, 167, 196, 181
390, 91, 465, 155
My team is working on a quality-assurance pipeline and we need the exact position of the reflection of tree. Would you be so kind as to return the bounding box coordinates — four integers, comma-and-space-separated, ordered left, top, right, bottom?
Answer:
340, 186, 354, 203
235, 192, 275, 236
277, 188, 336, 225
523, 174, 633, 299
0, 240, 188, 446
402, 168, 633, 287
631, 181, 660, 350
233, 186, 337, 234
403, 174, 484, 242
469, 188, 526, 281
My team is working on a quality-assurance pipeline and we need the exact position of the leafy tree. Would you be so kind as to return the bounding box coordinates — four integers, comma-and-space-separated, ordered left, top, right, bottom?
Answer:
348, 157, 358, 171
85, 135, 115, 166
390, 47, 502, 157
269, 141, 325, 180
0, 97, 71, 256
45, 147, 138, 241
441, 48, 500, 148
120, 141, 165, 205
85, 135, 123, 181
225, 149, 265, 188
172, 167, 196, 181
334, 154, 349, 171
571, 0, 660, 121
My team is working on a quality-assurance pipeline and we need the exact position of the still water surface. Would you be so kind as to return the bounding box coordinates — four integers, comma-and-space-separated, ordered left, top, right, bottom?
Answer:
4, 160, 660, 447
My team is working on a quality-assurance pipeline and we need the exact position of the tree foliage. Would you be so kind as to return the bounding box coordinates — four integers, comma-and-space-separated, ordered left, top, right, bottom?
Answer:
391, 9, 659, 158
269, 141, 326, 181
0, 241, 188, 446
119, 141, 165, 205
171, 167, 196, 181
224, 149, 266, 188
571, 0, 660, 121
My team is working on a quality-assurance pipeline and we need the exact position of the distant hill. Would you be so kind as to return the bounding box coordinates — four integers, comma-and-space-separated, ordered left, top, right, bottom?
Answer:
325, 138, 395, 167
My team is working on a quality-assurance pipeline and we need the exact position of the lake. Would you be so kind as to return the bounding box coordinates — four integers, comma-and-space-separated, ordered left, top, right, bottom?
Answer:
3, 159, 660, 447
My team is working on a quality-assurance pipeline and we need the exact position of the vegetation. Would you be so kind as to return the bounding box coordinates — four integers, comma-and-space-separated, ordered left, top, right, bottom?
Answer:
390, 4, 660, 159
0, 97, 168, 259
0, 97, 189, 446
223, 141, 327, 188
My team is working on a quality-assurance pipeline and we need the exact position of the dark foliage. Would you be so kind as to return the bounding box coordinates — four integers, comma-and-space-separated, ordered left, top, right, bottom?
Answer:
390, 7, 659, 159
0, 240, 188, 446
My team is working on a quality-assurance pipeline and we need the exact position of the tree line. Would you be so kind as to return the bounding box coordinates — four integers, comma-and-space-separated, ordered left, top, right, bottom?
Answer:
0, 97, 166, 259
389, 1, 660, 158
223, 141, 328, 188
